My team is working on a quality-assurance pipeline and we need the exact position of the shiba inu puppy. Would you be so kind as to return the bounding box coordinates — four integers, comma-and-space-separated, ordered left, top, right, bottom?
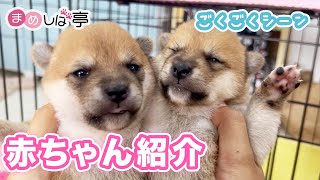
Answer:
144, 20, 301, 179
0, 22, 155, 180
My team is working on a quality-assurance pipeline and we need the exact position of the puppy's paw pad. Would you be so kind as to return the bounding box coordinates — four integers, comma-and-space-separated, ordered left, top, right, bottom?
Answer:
262, 65, 302, 100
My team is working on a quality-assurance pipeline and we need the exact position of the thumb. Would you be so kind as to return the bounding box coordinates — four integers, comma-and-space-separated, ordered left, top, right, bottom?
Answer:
27, 104, 58, 136
211, 107, 255, 165
8, 104, 57, 180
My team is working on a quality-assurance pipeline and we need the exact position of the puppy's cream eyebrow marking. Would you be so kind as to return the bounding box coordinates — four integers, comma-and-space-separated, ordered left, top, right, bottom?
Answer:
123, 53, 137, 63
205, 48, 216, 55
119, 51, 137, 64
72, 58, 95, 70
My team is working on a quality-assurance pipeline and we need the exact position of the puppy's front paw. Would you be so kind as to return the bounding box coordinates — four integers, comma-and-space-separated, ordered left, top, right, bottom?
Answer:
259, 65, 302, 106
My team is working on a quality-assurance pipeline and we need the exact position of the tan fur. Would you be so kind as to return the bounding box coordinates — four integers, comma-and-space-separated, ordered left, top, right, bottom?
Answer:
0, 22, 155, 180
145, 20, 297, 179
44, 22, 155, 180
145, 20, 251, 179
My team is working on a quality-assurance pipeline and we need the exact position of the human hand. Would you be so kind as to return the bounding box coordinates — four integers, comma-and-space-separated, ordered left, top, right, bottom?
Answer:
211, 107, 264, 180
8, 104, 57, 180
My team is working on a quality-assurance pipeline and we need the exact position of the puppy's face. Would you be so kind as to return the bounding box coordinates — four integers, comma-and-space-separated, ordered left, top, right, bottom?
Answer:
155, 20, 264, 106
32, 22, 154, 131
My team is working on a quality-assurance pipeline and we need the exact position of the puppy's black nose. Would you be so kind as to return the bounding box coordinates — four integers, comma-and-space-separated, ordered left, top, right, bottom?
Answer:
105, 84, 129, 103
172, 62, 192, 79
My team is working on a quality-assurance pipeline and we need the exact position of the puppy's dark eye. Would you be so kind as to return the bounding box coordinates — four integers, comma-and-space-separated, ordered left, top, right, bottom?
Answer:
169, 47, 178, 53
72, 69, 89, 78
127, 63, 140, 73
207, 57, 221, 64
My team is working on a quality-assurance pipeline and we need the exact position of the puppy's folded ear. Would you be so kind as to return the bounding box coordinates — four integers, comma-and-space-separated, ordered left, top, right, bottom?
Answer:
246, 51, 265, 75
159, 33, 170, 50
136, 37, 153, 56
31, 42, 53, 70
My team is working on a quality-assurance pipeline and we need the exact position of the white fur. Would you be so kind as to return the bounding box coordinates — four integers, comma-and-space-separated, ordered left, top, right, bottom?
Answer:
43, 80, 107, 146
208, 71, 239, 102
245, 99, 281, 165
160, 62, 172, 82
167, 87, 189, 105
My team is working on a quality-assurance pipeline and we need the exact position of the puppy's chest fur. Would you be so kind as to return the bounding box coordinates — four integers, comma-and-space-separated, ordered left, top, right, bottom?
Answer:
146, 99, 216, 137
144, 95, 219, 179
52, 166, 143, 180
53, 114, 144, 180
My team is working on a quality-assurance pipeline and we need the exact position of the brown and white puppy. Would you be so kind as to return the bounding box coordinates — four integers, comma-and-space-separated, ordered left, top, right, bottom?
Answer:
0, 22, 155, 180
144, 20, 301, 179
